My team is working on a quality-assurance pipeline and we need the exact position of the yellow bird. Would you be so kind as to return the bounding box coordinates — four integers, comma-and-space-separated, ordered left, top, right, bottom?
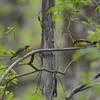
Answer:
10, 45, 31, 59
73, 39, 92, 47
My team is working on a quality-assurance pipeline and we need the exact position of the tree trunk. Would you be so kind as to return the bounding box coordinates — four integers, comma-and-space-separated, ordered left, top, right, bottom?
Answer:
41, 0, 56, 100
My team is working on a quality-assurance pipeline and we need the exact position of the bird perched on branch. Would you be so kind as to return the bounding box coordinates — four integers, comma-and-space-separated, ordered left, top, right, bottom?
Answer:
10, 45, 31, 59
73, 39, 93, 47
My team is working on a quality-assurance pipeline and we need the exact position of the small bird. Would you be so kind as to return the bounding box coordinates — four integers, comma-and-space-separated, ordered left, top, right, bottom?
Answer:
73, 39, 93, 47
10, 45, 31, 59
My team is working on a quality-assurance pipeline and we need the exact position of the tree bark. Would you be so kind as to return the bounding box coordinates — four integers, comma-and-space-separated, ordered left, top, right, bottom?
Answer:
41, 0, 56, 100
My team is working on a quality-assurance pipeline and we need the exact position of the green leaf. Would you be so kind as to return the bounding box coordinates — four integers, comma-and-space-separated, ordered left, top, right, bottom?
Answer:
6, 27, 16, 34
48, 7, 56, 13
0, 65, 6, 69
3, 51, 8, 55
96, 27, 100, 32
7, 27, 13, 30
52, 14, 57, 21
88, 17, 92, 24
96, 43, 100, 48
5, 30, 10, 34
72, 9, 79, 14
7, 50, 15, 55
95, 6, 100, 12
11, 79, 17, 85
87, 30, 99, 42
6, 92, 13, 99
70, 17, 79, 21
81, 21, 88, 26
86, 17, 96, 27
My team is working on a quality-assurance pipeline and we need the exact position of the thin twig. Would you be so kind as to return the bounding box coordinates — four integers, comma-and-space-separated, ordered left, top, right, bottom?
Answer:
64, 59, 75, 74
63, 11, 74, 43
57, 75, 66, 92
13, 31, 25, 46
32, 73, 41, 95
32, 73, 40, 82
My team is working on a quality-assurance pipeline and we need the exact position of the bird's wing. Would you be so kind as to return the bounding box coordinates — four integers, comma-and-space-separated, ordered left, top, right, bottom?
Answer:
10, 47, 24, 59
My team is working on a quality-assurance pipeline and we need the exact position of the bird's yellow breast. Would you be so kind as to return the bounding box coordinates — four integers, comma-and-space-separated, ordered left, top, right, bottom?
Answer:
75, 42, 85, 47
25, 47, 30, 52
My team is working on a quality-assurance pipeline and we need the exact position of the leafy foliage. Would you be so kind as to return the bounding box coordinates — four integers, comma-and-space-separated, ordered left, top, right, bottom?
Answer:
0, 65, 17, 99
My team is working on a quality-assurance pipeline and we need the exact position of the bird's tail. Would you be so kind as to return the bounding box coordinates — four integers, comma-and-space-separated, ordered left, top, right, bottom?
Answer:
10, 56, 13, 59
92, 40, 100, 45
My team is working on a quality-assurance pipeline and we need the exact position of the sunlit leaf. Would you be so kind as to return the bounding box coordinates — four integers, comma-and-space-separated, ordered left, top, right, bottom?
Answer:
6, 27, 16, 34
52, 14, 57, 21
6, 92, 13, 99
95, 6, 100, 12
48, 7, 57, 13
81, 21, 88, 26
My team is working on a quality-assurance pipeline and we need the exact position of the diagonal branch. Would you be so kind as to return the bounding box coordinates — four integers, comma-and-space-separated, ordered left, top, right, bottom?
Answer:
0, 47, 83, 83
63, 71, 100, 100
63, 84, 86, 100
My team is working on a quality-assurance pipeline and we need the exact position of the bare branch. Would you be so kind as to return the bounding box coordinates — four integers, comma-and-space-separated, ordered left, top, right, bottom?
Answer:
28, 54, 35, 64
32, 73, 40, 82
94, 72, 100, 79
63, 84, 86, 100
63, 59, 75, 74
64, 82, 100, 100
63, 71, 100, 100
0, 47, 85, 85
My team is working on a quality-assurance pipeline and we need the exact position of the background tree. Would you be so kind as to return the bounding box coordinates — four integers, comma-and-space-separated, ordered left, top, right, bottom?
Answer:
41, 0, 56, 99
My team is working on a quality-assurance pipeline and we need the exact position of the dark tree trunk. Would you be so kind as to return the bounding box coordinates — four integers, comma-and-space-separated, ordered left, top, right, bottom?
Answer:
41, 0, 56, 100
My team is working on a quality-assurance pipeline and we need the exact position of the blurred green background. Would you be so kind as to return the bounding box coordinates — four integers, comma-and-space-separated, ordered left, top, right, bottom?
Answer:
0, 0, 100, 100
